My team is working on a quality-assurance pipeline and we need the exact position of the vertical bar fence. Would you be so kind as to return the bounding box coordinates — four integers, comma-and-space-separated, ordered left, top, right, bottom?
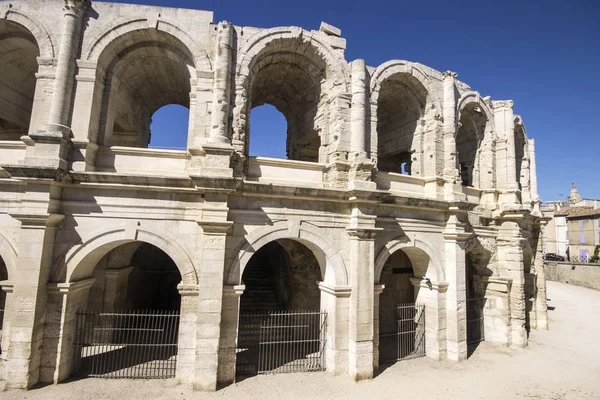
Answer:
236, 310, 327, 377
466, 297, 485, 346
379, 302, 426, 365
73, 309, 180, 379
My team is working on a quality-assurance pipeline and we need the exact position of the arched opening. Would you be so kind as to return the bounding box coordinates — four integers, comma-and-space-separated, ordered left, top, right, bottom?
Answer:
515, 123, 527, 193
523, 243, 534, 335
244, 38, 329, 163
465, 240, 493, 356
148, 104, 190, 150
0, 255, 7, 356
236, 239, 324, 377
457, 103, 488, 187
75, 242, 182, 379
378, 248, 426, 366
248, 104, 288, 158
376, 73, 426, 175
95, 30, 195, 150
0, 20, 40, 140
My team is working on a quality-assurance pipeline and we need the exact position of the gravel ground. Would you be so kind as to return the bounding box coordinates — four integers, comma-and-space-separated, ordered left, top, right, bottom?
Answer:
3, 281, 600, 400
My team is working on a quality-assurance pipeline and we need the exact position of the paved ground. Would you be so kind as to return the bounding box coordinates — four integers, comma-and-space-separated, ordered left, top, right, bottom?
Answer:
3, 281, 600, 399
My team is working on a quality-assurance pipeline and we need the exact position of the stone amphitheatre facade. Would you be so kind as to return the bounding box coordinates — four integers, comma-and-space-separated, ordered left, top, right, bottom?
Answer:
0, 0, 548, 391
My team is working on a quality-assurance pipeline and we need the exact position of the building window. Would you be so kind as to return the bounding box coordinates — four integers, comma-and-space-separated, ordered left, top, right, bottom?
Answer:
598, 217, 600, 228
580, 231, 585, 244
579, 220, 584, 229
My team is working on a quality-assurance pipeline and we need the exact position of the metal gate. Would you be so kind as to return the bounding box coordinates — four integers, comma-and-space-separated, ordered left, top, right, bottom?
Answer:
466, 298, 485, 345
236, 310, 327, 376
379, 303, 425, 364
73, 310, 180, 379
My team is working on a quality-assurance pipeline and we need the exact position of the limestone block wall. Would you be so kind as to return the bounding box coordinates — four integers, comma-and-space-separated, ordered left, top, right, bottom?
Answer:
545, 262, 600, 291
0, 0, 548, 392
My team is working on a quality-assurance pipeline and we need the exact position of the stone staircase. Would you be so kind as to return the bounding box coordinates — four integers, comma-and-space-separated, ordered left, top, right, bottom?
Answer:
240, 255, 280, 312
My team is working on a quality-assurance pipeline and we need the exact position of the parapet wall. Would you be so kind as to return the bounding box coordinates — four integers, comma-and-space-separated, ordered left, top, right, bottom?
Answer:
545, 262, 600, 291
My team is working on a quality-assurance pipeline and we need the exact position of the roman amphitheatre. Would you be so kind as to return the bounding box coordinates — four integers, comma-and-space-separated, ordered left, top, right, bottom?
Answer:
0, 1, 591, 398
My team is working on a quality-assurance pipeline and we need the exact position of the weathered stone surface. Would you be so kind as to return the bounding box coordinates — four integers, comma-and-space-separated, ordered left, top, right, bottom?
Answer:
0, 0, 545, 392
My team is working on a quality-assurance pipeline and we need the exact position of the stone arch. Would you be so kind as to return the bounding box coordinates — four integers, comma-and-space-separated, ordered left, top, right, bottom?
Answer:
375, 235, 445, 283
370, 60, 442, 174
58, 225, 198, 285
227, 221, 348, 286
456, 91, 495, 188
370, 60, 441, 111
2, 7, 55, 59
84, 17, 211, 70
86, 20, 206, 148
457, 91, 494, 123
236, 27, 348, 90
0, 229, 17, 280
232, 27, 349, 159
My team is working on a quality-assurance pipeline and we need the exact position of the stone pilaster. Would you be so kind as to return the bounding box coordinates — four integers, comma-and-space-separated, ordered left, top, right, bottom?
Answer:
372, 283, 384, 371
41, 278, 95, 383
0, 281, 14, 375
533, 222, 548, 330
410, 277, 448, 360
346, 208, 380, 380
193, 212, 232, 390
102, 267, 133, 312
319, 282, 351, 375
482, 276, 512, 345
496, 217, 527, 347
4, 213, 64, 389
217, 284, 244, 385
442, 207, 469, 361
176, 283, 200, 385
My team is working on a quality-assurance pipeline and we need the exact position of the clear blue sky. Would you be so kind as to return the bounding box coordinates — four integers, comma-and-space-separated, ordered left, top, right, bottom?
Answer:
109, 0, 600, 202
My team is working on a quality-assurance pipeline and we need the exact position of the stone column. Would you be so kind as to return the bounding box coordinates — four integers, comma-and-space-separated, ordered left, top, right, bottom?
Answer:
48, 0, 88, 129
372, 284, 384, 371
442, 71, 459, 188
493, 100, 519, 207
528, 139, 541, 215
350, 60, 368, 158
4, 213, 64, 389
102, 267, 133, 312
520, 155, 532, 208
319, 282, 351, 375
442, 207, 469, 361
482, 276, 512, 345
346, 209, 380, 380
70, 61, 102, 172
496, 218, 527, 347
190, 22, 234, 178
348, 60, 375, 190
24, 0, 89, 171
410, 277, 448, 360
208, 22, 233, 145
41, 278, 95, 383
217, 284, 244, 385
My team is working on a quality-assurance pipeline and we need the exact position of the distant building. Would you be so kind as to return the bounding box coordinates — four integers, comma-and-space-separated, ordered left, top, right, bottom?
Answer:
544, 184, 600, 260
541, 200, 568, 256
